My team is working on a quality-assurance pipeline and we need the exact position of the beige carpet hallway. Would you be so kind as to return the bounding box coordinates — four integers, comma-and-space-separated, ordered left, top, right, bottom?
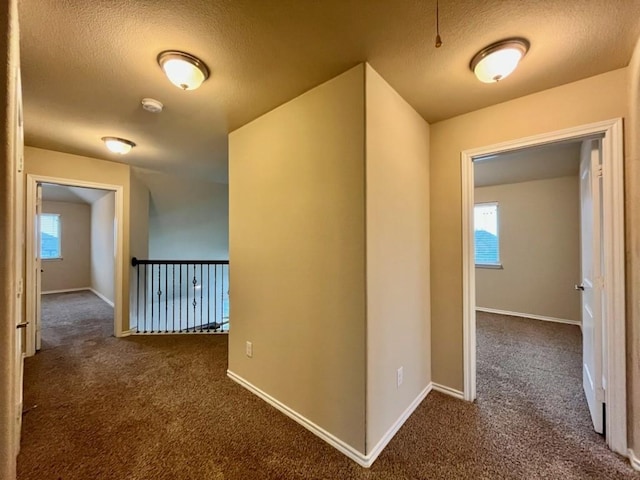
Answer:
17, 296, 638, 479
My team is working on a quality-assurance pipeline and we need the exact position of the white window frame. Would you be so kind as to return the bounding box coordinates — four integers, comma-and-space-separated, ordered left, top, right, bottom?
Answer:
474, 202, 501, 268
40, 212, 62, 261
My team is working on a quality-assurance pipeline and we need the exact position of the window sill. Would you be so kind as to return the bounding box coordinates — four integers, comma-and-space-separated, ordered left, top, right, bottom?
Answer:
475, 263, 503, 269
42, 257, 63, 262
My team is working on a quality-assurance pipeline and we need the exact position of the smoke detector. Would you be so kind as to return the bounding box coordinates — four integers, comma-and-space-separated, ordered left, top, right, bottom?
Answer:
141, 98, 163, 113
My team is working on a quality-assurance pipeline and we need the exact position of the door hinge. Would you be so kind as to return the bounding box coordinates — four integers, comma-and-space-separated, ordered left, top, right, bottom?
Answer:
595, 165, 603, 178
17, 278, 23, 297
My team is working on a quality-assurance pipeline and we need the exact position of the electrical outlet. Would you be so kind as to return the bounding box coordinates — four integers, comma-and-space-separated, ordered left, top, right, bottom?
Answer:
397, 366, 403, 388
246, 341, 253, 358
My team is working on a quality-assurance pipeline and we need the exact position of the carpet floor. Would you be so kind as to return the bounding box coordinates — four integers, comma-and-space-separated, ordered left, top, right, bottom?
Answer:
17, 298, 638, 479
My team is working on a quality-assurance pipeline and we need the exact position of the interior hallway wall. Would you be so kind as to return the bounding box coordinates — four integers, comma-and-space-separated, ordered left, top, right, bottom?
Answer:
430, 67, 628, 393
24, 146, 132, 329
41, 200, 91, 292
0, 0, 20, 478
229, 65, 367, 453
90, 192, 115, 304
365, 65, 431, 451
626, 35, 640, 461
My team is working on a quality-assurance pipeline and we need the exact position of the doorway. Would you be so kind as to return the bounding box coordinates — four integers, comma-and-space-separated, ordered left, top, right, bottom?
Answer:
25, 175, 126, 357
37, 183, 115, 350
461, 118, 626, 455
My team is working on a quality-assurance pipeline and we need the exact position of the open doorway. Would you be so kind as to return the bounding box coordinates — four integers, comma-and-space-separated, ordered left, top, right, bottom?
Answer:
25, 174, 126, 357
472, 138, 604, 444
37, 183, 115, 351
461, 118, 627, 456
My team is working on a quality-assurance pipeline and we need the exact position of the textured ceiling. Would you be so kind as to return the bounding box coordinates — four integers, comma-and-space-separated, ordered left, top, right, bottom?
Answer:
474, 141, 581, 188
19, 0, 640, 182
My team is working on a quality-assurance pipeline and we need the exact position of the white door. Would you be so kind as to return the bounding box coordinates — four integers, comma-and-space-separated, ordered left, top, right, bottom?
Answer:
35, 183, 42, 351
13, 65, 25, 455
579, 138, 604, 434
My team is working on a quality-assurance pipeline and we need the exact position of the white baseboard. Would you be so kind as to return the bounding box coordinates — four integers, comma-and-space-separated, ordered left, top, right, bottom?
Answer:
42, 287, 90, 295
431, 382, 465, 400
476, 307, 580, 326
629, 449, 640, 471
120, 329, 135, 337
89, 288, 114, 308
227, 370, 370, 467
366, 383, 432, 465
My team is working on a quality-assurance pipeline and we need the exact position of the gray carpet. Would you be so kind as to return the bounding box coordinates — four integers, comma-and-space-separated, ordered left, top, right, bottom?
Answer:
17, 298, 638, 479
40, 290, 114, 350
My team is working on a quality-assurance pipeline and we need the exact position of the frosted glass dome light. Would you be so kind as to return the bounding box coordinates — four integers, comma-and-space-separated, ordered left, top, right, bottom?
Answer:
102, 136, 136, 155
157, 51, 210, 90
470, 39, 529, 83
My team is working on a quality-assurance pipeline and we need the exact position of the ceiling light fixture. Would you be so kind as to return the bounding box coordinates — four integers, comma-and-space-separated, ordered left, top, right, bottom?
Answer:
101, 136, 136, 155
470, 38, 529, 83
157, 50, 210, 90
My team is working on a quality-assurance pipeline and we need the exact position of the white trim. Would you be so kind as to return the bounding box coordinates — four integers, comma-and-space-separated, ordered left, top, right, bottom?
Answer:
628, 449, 640, 471
431, 382, 465, 400
462, 135, 476, 402
476, 307, 581, 326
227, 370, 370, 467
89, 288, 114, 308
41, 287, 90, 295
461, 118, 627, 455
366, 384, 432, 465
25, 174, 126, 356
25, 178, 37, 356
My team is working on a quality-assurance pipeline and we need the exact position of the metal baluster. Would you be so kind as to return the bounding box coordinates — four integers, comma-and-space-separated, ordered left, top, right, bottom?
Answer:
200, 264, 204, 332
214, 264, 218, 332
179, 264, 183, 333
172, 264, 175, 333
136, 263, 140, 333
148, 264, 152, 333
206, 264, 211, 332
221, 264, 225, 330
144, 265, 153, 333
157, 264, 162, 333
165, 264, 168, 333
192, 265, 197, 332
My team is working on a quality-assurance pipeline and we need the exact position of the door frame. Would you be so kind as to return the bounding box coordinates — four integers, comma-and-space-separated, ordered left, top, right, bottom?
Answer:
25, 174, 125, 356
461, 118, 626, 455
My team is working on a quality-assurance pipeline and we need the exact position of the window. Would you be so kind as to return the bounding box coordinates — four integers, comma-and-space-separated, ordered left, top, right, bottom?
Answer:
40, 213, 61, 259
474, 203, 500, 266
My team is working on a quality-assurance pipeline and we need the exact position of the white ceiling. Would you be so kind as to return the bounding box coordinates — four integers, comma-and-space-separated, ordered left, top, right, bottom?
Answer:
19, 1, 640, 182
474, 141, 582, 188
41, 184, 110, 205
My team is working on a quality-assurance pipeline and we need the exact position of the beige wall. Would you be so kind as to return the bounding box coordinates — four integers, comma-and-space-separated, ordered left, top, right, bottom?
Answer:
41, 201, 91, 292
24, 146, 131, 329
137, 168, 228, 260
430, 67, 628, 392
228, 65, 367, 452
626, 37, 640, 457
129, 170, 149, 321
364, 65, 431, 451
475, 176, 581, 322
129, 170, 149, 262
91, 192, 115, 304
0, 0, 19, 478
